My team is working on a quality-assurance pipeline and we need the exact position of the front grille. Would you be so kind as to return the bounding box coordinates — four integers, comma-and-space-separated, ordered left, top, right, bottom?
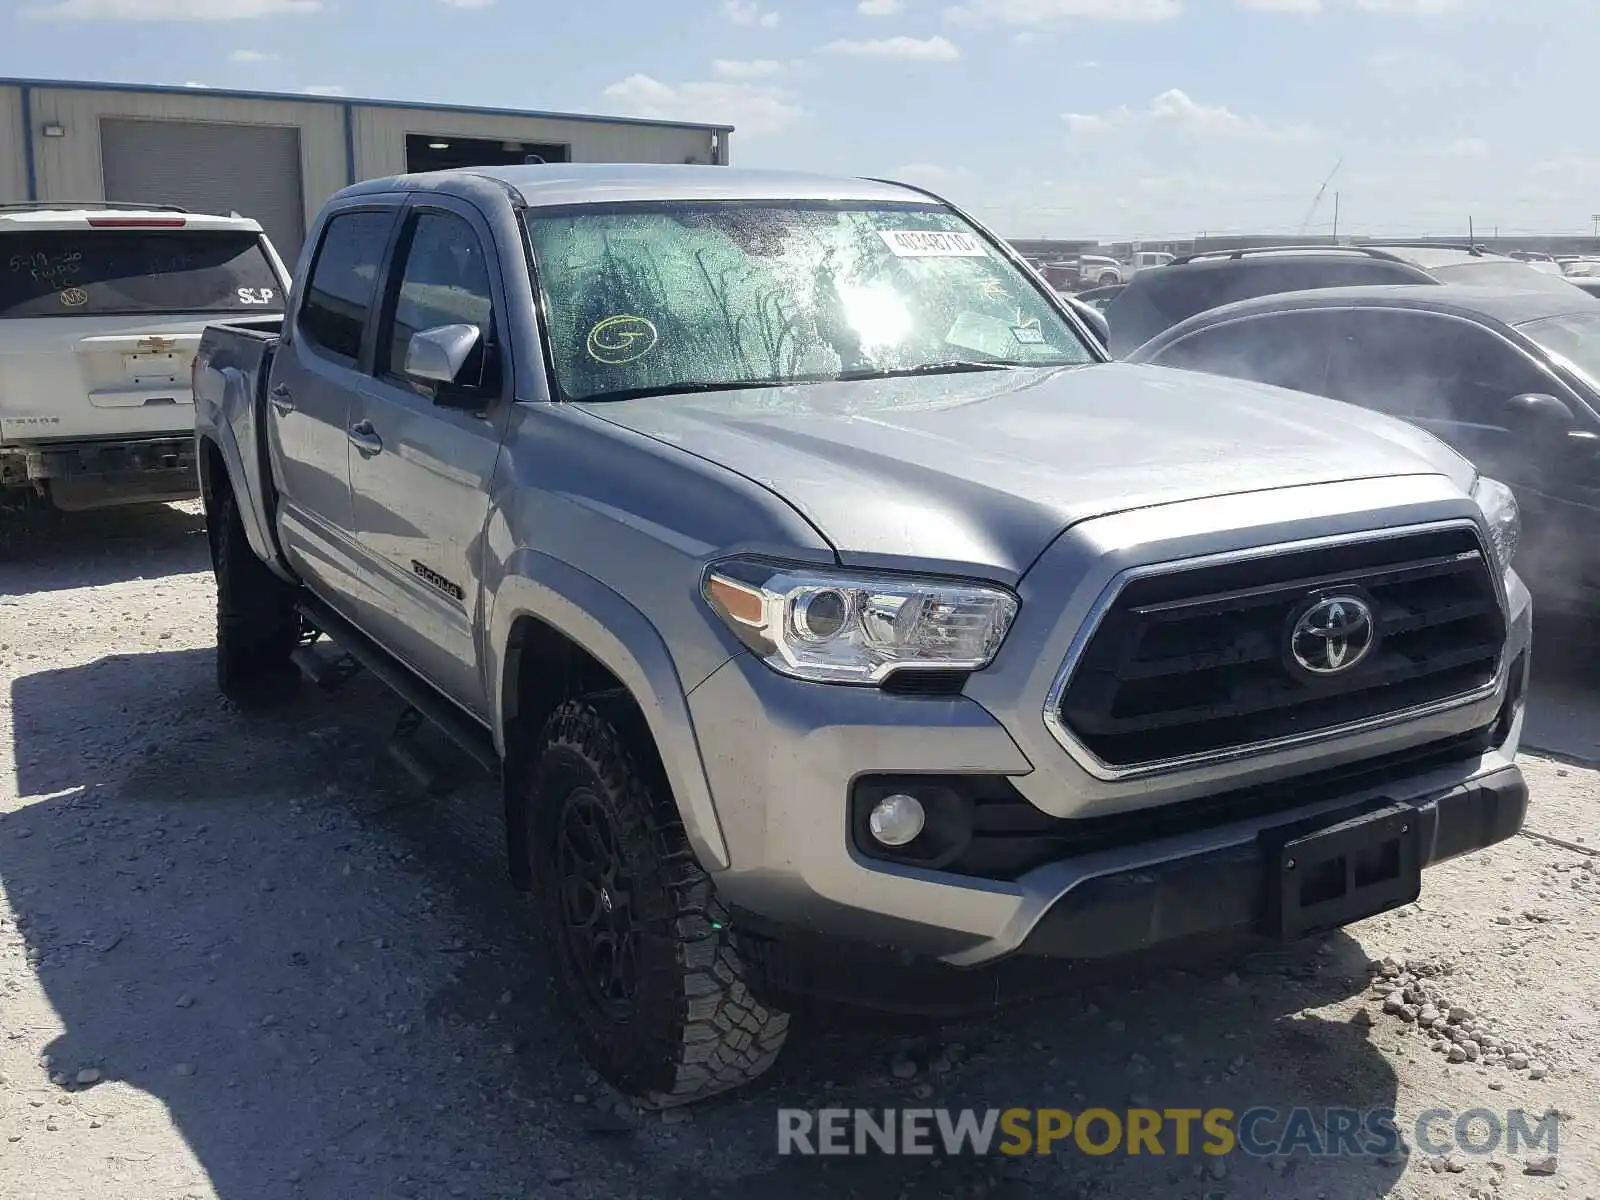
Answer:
1056, 526, 1505, 770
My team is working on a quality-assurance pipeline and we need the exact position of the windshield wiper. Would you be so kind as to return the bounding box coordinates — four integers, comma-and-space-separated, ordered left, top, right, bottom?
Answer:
833, 360, 1016, 381
573, 358, 1082, 403
573, 379, 795, 404
834, 358, 1087, 381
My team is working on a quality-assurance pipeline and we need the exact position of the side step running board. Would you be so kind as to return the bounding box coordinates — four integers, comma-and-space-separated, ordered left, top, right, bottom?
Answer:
290, 643, 362, 691
295, 596, 500, 774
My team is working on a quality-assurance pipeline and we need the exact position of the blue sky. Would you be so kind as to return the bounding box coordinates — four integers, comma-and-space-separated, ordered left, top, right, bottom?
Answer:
2, 0, 1594, 240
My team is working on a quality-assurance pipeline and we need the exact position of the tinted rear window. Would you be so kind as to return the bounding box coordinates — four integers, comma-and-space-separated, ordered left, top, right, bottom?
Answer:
1, 230, 282, 318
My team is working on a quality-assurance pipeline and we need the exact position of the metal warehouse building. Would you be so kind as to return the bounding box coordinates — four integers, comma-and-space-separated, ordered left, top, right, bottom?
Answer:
0, 77, 731, 262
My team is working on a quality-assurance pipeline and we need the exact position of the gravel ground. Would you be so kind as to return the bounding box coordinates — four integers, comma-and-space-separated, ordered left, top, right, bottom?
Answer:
1, 502, 1596, 1200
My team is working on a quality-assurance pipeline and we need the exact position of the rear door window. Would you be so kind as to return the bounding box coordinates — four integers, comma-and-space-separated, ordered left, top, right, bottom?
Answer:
1, 230, 282, 319
297, 210, 396, 363
1151, 310, 1343, 395
1326, 310, 1553, 425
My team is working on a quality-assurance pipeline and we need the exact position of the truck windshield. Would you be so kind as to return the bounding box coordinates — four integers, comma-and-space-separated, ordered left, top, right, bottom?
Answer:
0, 230, 283, 319
523, 201, 1096, 402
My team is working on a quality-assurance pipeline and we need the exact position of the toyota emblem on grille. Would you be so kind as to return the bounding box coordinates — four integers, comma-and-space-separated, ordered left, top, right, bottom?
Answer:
1289, 594, 1377, 676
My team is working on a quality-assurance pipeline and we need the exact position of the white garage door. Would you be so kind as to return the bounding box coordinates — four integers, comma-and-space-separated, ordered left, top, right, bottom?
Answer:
100, 118, 307, 260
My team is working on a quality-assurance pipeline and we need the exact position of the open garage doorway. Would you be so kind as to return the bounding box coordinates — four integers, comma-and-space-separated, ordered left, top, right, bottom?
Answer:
405, 134, 569, 173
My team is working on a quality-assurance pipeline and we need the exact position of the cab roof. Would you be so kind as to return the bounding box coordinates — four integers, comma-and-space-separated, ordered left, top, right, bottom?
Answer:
343, 163, 940, 210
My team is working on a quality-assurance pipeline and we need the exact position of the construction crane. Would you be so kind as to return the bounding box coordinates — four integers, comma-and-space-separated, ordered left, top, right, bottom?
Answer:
1299, 158, 1343, 238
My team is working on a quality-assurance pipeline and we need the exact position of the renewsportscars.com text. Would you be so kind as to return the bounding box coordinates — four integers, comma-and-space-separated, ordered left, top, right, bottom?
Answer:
777, 1106, 1560, 1159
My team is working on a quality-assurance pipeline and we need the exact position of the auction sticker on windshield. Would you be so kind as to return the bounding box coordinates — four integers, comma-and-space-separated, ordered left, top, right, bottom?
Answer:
879, 230, 988, 258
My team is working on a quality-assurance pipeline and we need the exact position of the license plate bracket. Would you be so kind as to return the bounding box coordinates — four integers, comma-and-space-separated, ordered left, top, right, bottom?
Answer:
1260, 801, 1421, 941
123, 351, 185, 386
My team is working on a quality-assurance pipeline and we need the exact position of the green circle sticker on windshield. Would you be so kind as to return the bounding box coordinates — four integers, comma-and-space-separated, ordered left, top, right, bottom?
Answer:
586, 315, 658, 365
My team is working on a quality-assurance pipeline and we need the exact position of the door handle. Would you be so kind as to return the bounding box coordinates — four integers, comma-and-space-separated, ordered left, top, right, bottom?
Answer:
348, 420, 384, 457
269, 383, 295, 415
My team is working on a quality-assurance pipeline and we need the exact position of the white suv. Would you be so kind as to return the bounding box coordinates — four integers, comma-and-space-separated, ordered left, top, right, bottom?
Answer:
1, 203, 290, 512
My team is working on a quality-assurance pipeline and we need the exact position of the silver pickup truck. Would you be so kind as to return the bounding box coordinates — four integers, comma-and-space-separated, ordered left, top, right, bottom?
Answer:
192, 164, 1532, 1108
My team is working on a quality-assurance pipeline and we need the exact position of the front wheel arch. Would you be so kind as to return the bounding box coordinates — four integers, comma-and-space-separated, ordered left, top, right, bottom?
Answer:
487, 560, 732, 874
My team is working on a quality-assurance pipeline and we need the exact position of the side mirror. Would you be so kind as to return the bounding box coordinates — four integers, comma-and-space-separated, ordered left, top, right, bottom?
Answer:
1062, 295, 1110, 350
1504, 392, 1576, 431
405, 323, 486, 407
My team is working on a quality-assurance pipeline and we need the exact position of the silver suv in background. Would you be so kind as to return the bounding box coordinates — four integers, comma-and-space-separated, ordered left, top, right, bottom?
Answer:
1, 202, 288, 512
193, 164, 1531, 1107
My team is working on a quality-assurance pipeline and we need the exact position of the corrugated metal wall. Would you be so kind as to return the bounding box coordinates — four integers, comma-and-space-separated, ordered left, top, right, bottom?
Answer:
0, 86, 26, 204
22, 86, 347, 237
350, 105, 718, 178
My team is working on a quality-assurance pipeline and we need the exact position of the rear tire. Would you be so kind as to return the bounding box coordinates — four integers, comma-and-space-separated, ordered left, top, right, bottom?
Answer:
524, 699, 789, 1107
210, 487, 300, 706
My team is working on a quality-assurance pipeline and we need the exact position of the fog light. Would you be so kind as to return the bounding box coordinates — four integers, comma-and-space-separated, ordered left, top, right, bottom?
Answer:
868, 793, 926, 847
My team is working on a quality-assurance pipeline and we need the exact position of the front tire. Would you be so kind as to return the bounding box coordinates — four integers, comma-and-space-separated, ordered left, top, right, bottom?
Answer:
210, 488, 300, 706
524, 699, 789, 1107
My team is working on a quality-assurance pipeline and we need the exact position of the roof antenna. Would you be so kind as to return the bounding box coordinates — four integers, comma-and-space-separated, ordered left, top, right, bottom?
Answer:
523, 154, 545, 165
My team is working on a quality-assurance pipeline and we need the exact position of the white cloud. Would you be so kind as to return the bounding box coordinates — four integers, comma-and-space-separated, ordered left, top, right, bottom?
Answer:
24, 0, 319, 16
712, 58, 784, 79
823, 35, 961, 59
858, 0, 906, 12
182, 80, 211, 88
723, 0, 780, 26
1063, 88, 1317, 141
601, 74, 801, 138
944, 0, 1180, 26
439, 0, 494, 6
1062, 109, 1124, 134
230, 48, 278, 61
1149, 88, 1250, 134
303, 84, 347, 96
1237, 0, 1321, 10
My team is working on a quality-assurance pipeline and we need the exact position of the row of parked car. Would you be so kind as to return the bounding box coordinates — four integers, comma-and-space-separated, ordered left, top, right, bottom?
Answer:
1054, 242, 1600, 616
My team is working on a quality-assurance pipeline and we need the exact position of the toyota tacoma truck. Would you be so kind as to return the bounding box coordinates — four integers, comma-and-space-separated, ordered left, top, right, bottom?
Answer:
2, 203, 289, 512
192, 164, 1532, 1108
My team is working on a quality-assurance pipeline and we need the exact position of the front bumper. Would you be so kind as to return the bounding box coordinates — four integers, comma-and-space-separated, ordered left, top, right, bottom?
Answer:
1016, 763, 1525, 959
691, 640, 1529, 970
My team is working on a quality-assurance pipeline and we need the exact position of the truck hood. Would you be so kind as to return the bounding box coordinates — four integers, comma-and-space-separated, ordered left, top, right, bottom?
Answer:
577, 362, 1474, 580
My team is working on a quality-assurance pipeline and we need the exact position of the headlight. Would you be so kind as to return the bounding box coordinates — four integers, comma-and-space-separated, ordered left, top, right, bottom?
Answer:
702, 558, 1019, 685
1471, 475, 1520, 571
